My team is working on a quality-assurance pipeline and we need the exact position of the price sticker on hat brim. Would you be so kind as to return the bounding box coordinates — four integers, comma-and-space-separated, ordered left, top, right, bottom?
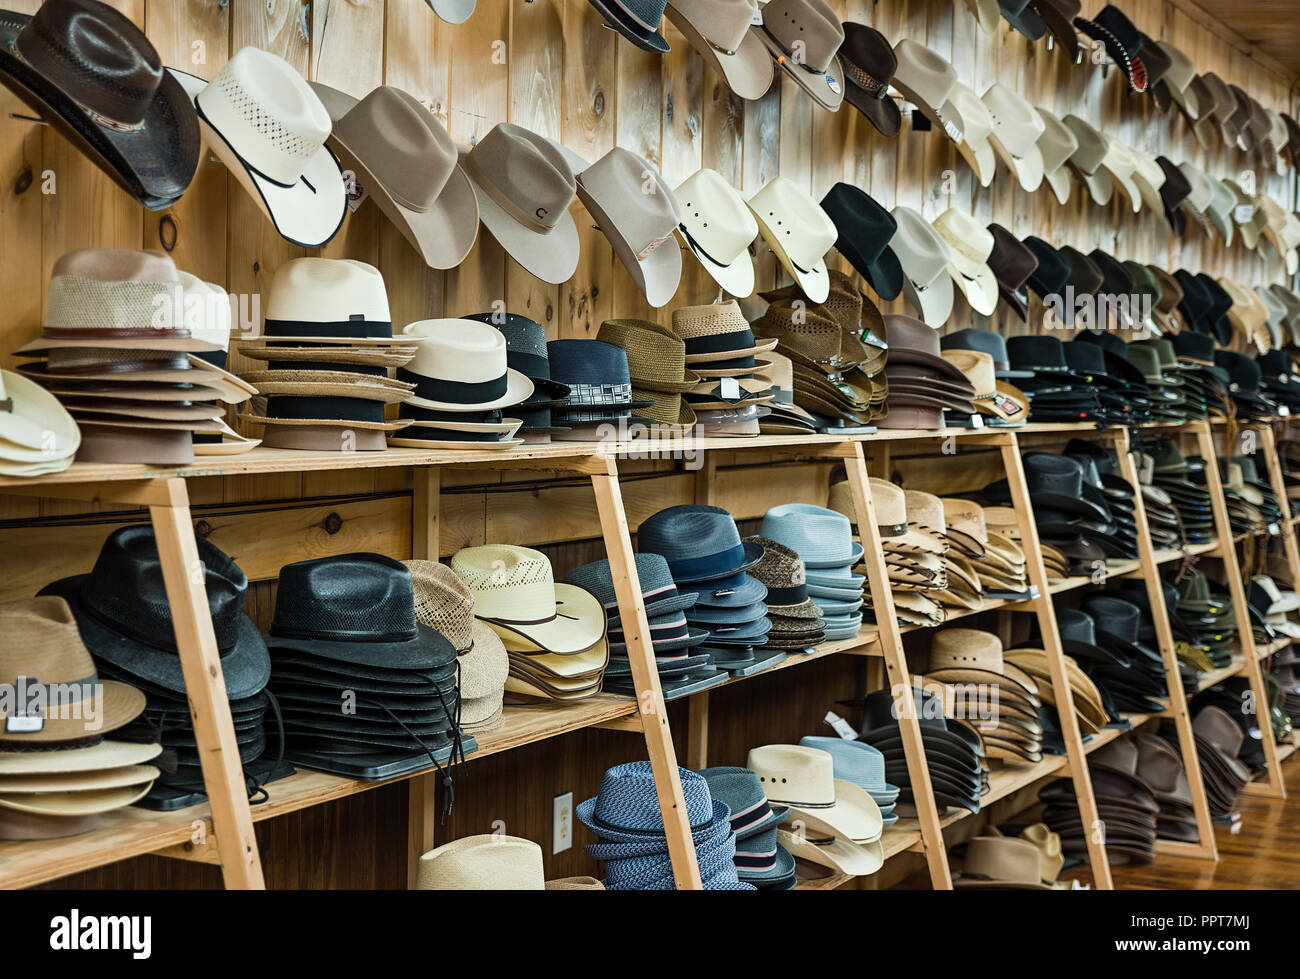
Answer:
824, 711, 859, 740
719, 376, 742, 401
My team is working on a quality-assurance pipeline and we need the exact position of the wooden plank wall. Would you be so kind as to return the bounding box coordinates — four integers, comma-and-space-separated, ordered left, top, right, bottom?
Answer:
3, 0, 1296, 888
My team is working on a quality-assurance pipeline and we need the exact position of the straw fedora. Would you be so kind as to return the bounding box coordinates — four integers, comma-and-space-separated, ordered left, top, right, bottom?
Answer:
417, 834, 545, 890
748, 177, 838, 303
932, 209, 999, 316
452, 546, 606, 655
748, 744, 882, 842
751, 0, 846, 111
0, 781, 154, 817
673, 301, 779, 366
173, 49, 346, 248
309, 83, 478, 270
674, 169, 759, 298
460, 122, 581, 285
398, 319, 534, 412
890, 206, 954, 327
982, 84, 1045, 192
665, 0, 774, 101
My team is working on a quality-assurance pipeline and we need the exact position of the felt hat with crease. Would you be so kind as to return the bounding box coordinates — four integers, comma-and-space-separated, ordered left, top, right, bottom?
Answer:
1063, 114, 1112, 206
674, 168, 759, 298
1098, 139, 1143, 214
751, 0, 846, 111
747, 744, 883, 843
665, 0, 774, 101
748, 177, 838, 303
932, 209, 999, 316
890, 206, 955, 327
890, 39, 965, 142
820, 182, 903, 301
949, 83, 996, 188
838, 21, 902, 137
1036, 107, 1078, 205
982, 83, 1045, 192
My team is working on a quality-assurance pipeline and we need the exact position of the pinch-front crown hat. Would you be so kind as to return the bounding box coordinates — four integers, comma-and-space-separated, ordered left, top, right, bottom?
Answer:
461, 122, 580, 285
890, 206, 954, 327
399, 319, 533, 412
752, 0, 846, 111
982, 83, 1045, 192
1036, 107, 1078, 205
820, 182, 902, 301
416, 834, 545, 890
0, 0, 200, 209
891, 39, 964, 142
748, 177, 838, 303
451, 545, 605, 655
838, 22, 901, 136
932, 209, 998, 316
673, 300, 778, 365
565, 552, 698, 621
665, 0, 774, 101
182, 47, 345, 248
578, 147, 682, 307
949, 83, 996, 188
674, 169, 759, 298
309, 83, 478, 270
699, 767, 788, 840
746, 744, 881, 842
986, 224, 1038, 320
956, 836, 1051, 889
761, 503, 862, 569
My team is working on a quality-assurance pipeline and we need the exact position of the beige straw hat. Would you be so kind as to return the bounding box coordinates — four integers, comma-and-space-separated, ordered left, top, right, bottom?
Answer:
416, 834, 546, 890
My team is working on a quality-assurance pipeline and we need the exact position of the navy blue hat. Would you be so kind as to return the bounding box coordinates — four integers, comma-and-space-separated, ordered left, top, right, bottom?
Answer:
547, 338, 655, 422
638, 504, 765, 584
820, 182, 902, 300
465, 311, 571, 399
587, 0, 669, 53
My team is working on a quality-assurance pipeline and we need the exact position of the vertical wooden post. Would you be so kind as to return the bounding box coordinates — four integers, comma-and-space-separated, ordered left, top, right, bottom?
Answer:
838, 442, 952, 889
1193, 423, 1286, 799
149, 479, 264, 890
1111, 430, 1218, 861
1253, 425, 1300, 588
408, 467, 442, 887
591, 455, 703, 889
683, 452, 717, 771
994, 434, 1114, 890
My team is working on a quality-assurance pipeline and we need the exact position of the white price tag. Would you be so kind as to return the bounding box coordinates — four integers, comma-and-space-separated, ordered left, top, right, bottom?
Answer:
1234, 204, 1255, 223
5, 713, 43, 734
1269, 522, 1281, 536
969, 413, 984, 428
1280, 405, 1291, 417
719, 377, 741, 401
824, 711, 859, 740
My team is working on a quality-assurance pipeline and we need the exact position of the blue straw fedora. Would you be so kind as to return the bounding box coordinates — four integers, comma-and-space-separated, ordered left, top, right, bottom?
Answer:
761, 503, 864, 569
685, 600, 769, 626
800, 736, 898, 797
602, 652, 713, 678
565, 552, 699, 625
690, 569, 769, 609
608, 612, 710, 653
700, 766, 790, 838
638, 505, 764, 584
733, 822, 796, 884
577, 761, 720, 843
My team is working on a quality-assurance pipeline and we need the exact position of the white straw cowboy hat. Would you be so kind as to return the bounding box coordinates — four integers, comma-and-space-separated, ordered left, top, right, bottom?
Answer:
777, 827, 884, 876
748, 177, 838, 303
1063, 114, 1112, 206
982, 83, 1045, 192
1204, 177, 1236, 243
399, 319, 534, 412
747, 744, 883, 843
174, 273, 256, 406
577, 147, 682, 307
417, 834, 546, 890
460, 122, 581, 285
1098, 139, 1143, 214
309, 83, 479, 270
932, 209, 999, 317
1035, 107, 1078, 205
452, 545, 606, 655
751, 0, 846, 111
665, 0, 774, 101
949, 83, 995, 187
674, 169, 759, 298
0, 369, 79, 473
890, 206, 954, 328
1129, 146, 1167, 215
172, 49, 346, 249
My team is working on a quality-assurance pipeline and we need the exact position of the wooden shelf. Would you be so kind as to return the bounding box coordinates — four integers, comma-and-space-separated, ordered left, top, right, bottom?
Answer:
1257, 637, 1292, 660
1197, 657, 1245, 691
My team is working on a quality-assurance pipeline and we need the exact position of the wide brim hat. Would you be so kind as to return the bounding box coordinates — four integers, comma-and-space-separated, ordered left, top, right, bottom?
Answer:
0, 676, 143, 745
0, 369, 80, 462
588, 0, 670, 52
664, 2, 774, 101
779, 777, 882, 844
0, 781, 154, 816
943, 245, 1000, 317
753, 28, 845, 112
0, 740, 162, 776
479, 582, 607, 656
901, 267, 955, 328
310, 83, 479, 270
171, 69, 347, 249
0, 14, 199, 208
778, 828, 883, 876
748, 210, 831, 305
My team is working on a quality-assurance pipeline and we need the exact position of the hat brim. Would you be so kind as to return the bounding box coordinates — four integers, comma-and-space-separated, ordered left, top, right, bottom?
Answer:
901, 270, 955, 328
946, 256, 1000, 316
778, 829, 883, 876
956, 137, 997, 187
989, 134, 1045, 192
480, 583, 607, 654
459, 148, 580, 285
0, 740, 161, 776
0, 781, 154, 817
0, 369, 81, 458
1044, 164, 1072, 205
577, 182, 683, 308
665, 4, 774, 102
753, 29, 845, 111
676, 228, 757, 299
588, 0, 670, 52
844, 81, 903, 137
751, 217, 830, 303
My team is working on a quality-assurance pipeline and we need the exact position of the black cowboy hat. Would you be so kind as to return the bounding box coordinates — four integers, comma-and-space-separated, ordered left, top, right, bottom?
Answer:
820, 182, 903, 300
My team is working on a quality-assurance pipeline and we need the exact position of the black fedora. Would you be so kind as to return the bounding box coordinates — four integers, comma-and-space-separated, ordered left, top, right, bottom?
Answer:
1023, 453, 1110, 521
267, 554, 456, 670
40, 525, 270, 701
1196, 275, 1234, 347
0, 0, 200, 208
820, 183, 903, 300
1022, 236, 1071, 303
837, 23, 901, 137
942, 328, 1033, 380
1050, 608, 1131, 668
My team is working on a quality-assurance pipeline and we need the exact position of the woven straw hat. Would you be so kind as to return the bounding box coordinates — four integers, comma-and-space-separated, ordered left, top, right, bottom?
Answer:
744, 536, 821, 619
747, 744, 882, 843
416, 834, 545, 890
0, 739, 161, 776
940, 497, 988, 557
596, 319, 701, 392
405, 560, 475, 651
672, 301, 779, 364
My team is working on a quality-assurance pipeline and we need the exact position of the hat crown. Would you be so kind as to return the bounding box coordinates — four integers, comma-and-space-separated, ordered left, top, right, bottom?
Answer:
941, 497, 987, 544
589, 761, 715, 833
18, 0, 164, 127
865, 478, 906, 528
746, 536, 807, 589
334, 86, 458, 211
44, 248, 183, 338
819, 182, 896, 264
564, 552, 677, 609
699, 766, 777, 838
402, 319, 510, 385
884, 314, 944, 360
1056, 607, 1098, 646
547, 338, 634, 389
933, 208, 993, 265
942, 327, 1013, 371
904, 489, 946, 534
639, 504, 744, 563
263, 258, 391, 331
1063, 114, 1106, 174
465, 123, 575, 234
947, 83, 991, 144
892, 39, 956, 111
941, 349, 995, 395
798, 735, 885, 789
1024, 452, 1085, 499
579, 147, 680, 259
889, 207, 950, 286
1178, 162, 1212, 210
961, 836, 1042, 885
839, 21, 897, 89
982, 83, 1043, 154
753, 300, 843, 365
175, 273, 231, 351
0, 595, 97, 690
1035, 108, 1078, 174
675, 169, 759, 266
746, 744, 837, 808
761, 503, 855, 565
199, 47, 332, 187
758, 0, 844, 73
405, 559, 475, 652
451, 545, 563, 625
597, 319, 688, 382
749, 178, 837, 269
673, 0, 758, 52
1082, 595, 1141, 643
271, 552, 423, 646
1007, 333, 1068, 371
416, 834, 545, 890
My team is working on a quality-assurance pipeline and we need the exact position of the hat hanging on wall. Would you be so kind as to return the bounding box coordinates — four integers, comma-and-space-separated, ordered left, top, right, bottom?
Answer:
171, 48, 347, 249
665, 0, 773, 101
820, 183, 902, 301
588, 0, 670, 52
837, 21, 902, 137
751, 0, 846, 111
948, 83, 996, 187
424, 0, 476, 24
0, 0, 200, 210
932, 209, 999, 317
748, 178, 838, 303
890, 206, 954, 328
891, 39, 966, 141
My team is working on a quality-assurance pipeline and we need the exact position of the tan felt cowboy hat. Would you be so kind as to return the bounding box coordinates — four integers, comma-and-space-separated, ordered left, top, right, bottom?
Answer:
0, 369, 79, 466
578, 147, 683, 307
955, 836, 1054, 889
751, 0, 846, 111
982, 84, 1045, 192
890, 207, 954, 327
416, 834, 546, 890
940, 351, 1027, 423
309, 83, 478, 270
891, 39, 965, 142
452, 545, 606, 656
0, 596, 145, 745
949, 83, 996, 187
748, 177, 838, 303
932, 209, 999, 316
674, 168, 759, 298
748, 744, 883, 843
171, 49, 346, 249
461, 122, 581, 285
666, 0, 774, 101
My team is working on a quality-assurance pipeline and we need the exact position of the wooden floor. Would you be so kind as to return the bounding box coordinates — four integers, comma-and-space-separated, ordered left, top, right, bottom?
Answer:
1061, 753, 1300, 890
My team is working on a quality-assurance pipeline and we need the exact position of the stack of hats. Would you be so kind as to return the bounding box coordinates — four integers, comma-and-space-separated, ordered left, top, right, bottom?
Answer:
41, 526, 277, 807
596, 319, 699, 435
744, 538, 826, 655
1249, 574, 1300, 646
853, 687, 984, 816
1217, 350, 1278, 421
757, 354, 820, 435
952, 832, 1063, 889
1079, 594, 1169, 714
180, 273, 261, 455
1193, 678, 1269, 776
1125, 339, 1189, 424
1175, 569, 1238, 671
673, 301, 777, 438
1150, 441, 1215, 544
578, 761, 752, 890
638, 505, 782, 681
1067, 332, 1150, 426
761, 503, 864, 641
1005, 334, 1103, 423
1191, 706, 1251, 820
800, 736, 900, 828
0, 597, 161, 841
263, 553, 465, 781
453, 546, 608, 703
1135, 732, 1199, 843
1001, 645, 1108, 753
564, 553, 727, 699
1040, 737, 1157, 866
0, 368, 79, 477
1271, 645, 1300, 733
547, 339, 656, 440
700, 766, 795, 891
940, 348, 1028, 427
405, 560, 508, 736
1223, 456, 1282, 534
415, 834, 603, 890
935, 497, 991, 612
1063, 439, 1141, 556
880, 315, 976, 430
1258, 350, 1300, 413
18, 249, 256, 464
920, 629, 1044, 763
976, 508, 1033, 591
464, 313, 572, 444
748, 744, 884, 881
237, 258, 421, 453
